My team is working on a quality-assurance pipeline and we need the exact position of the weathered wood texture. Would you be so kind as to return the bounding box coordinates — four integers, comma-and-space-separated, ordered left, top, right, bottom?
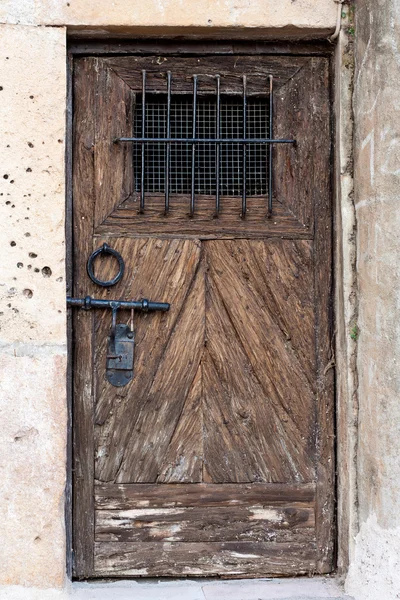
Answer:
94, 64, 133, 227
92, 238, 315, 485
95, 483, 316, 509
95, 505, 315, 543
94, 541, 318, 577
69, 40, 333, 57
105, 55, 309, 94
72, 57, 97, 579
96, 196, 311, 239
72, 52, 333, 578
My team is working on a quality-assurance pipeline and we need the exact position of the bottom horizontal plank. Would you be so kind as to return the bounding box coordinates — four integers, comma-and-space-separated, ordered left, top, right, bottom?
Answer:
94, 541, 318, 577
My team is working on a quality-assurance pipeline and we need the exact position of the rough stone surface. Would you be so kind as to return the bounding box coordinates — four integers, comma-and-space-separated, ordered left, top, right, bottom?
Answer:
0, 0, 337, 36
0, 24, 67, 589
346, 0, 400, 598
0, 24, 67, 345
0, 578, 352, 600
333, 14, 358, 576
0, 352, 67, 588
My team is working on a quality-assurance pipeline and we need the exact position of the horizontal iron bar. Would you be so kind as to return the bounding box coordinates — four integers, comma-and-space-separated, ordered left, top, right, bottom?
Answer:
67, 296, 170, 312
117, 137, 295, 144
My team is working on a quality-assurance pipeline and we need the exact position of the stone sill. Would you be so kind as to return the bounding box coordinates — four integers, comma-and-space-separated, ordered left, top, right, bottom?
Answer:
1, 577, 353, 600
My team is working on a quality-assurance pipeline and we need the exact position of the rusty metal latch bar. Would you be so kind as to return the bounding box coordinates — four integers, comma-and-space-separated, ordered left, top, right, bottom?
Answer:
67, 296, 170, 387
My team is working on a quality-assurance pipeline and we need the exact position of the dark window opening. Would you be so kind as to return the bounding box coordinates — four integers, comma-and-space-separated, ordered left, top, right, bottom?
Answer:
133, 95, 270, 196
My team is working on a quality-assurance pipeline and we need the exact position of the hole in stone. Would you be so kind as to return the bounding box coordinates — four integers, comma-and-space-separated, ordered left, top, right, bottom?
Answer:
23, 289, 33, 298
29, 252, 37, 258
42, 266, 52, 277
28, 142, 34, 148
27, 265, 32, 269
26, 168, 32, 172
3, 174, 8, 179
24, 232, 31, 237
56, 277, 63, 282
34, 268, 39, 273
17, 262, 23, 268
10, 241, 16, 246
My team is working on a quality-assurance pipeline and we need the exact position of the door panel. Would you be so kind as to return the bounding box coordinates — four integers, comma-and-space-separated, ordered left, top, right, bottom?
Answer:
72, 52, 334, 579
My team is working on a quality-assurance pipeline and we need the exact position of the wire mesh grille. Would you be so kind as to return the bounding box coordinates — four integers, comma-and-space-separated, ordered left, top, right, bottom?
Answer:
133, 95, 270, 196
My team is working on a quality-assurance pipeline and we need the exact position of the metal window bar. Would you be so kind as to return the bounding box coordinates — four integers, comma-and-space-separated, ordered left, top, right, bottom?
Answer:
241, 75, 247, 218
165, 71, 172, 214
190, 75, 198, 216
268, 75, 273, 217
215, 75, 221, 217
119, 71, 295, 216
140, 70, 146, 213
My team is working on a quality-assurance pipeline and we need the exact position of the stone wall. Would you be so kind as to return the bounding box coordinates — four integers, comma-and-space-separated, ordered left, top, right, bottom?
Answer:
346, 1, 400, 598
0, 0, 382, 597
0, 25, 67, 589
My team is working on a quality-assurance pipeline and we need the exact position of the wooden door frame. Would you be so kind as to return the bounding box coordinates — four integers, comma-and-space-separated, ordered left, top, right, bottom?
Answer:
65, 38, 337, 580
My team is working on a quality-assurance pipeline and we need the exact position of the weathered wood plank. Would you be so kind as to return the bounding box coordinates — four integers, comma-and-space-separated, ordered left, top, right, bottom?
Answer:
95, 505, 315, 543
93, 237, 202, 483
157, 365, 203, 483
205, 240, 316, 482
95, 483, 316, 509
248, 239, 316, 389
114, 255, 205, 483
203, 241, 314, 483
273, 58, 329, 229
96, 196, 311, 239
94, 63, 133, 227
311, 57, 335, 574
94, 541, 318, 577
106, 55, 308, 94
72, 57, 97, 579
69, 40, 333, 58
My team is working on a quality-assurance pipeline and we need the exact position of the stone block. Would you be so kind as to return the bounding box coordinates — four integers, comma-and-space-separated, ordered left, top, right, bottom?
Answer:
0, 25, 67, 345
0, 351, 67, 588
0, 0, 337, 36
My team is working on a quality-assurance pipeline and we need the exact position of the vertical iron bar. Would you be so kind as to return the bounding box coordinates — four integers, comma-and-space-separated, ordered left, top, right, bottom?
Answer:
241, 75, 247, 218
165, 71, 172, 214
268, 75, 273, 217
215, 75, 221, 217
140, 70, 146, 213
190, 75, 198, 217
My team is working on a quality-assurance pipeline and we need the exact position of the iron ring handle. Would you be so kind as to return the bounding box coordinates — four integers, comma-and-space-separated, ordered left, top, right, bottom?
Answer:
87, 243, 125, 288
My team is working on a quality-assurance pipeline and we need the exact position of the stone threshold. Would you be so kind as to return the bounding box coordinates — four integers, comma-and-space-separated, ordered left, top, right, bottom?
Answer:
1, 577, 353, 600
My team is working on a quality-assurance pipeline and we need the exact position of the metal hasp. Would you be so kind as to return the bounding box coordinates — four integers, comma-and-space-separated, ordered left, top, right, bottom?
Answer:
116, 71, 296, 217
67, 296, 170, 387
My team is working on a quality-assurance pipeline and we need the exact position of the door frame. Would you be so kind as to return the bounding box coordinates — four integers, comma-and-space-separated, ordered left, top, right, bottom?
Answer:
65, 38, 338, 580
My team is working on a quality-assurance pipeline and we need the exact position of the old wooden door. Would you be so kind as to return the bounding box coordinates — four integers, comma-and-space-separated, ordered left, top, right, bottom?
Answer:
72, 49, 333, 579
